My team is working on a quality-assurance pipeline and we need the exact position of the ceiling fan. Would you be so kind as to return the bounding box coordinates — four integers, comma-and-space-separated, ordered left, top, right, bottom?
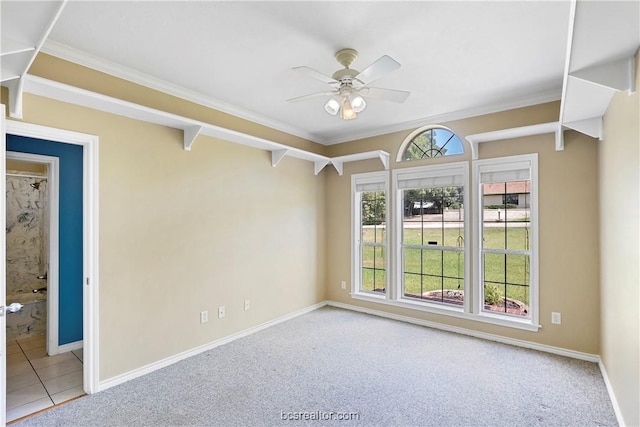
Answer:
287, 48, 410, 120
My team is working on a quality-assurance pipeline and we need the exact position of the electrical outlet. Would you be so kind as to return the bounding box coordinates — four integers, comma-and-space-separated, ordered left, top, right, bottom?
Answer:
244, 299, 250, 311
218, 306, 225, 319
200, 310, 208, 324
551, 312, 561, 325
341, 281, 346, 290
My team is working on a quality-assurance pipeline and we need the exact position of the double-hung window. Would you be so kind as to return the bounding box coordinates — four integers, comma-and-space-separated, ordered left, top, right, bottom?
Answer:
350, 127, 539, 331
394, 162, 469, 311
474, 154, 538, 328
352, 172, 388, 296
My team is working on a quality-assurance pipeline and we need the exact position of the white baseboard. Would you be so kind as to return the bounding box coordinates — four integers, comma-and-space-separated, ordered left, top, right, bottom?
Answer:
598, 358, 626, 426
327, 300, 600, 362
98, 299, 605, 395
51, 340, 83, 355
98, 301, 328, 392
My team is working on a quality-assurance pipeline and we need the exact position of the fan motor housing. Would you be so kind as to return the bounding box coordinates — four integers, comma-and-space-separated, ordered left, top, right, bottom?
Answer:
332, 68, 359, 83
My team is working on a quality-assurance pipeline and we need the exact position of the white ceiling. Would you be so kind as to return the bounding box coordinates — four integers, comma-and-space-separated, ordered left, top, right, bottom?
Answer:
2, 1, 636, 145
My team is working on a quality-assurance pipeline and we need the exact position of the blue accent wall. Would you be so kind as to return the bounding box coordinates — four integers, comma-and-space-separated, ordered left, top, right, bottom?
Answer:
7, 135, 83, 345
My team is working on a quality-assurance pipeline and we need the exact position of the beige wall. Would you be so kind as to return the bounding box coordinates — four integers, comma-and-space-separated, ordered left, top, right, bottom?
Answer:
6, 159, 47, 173
325, 102, 602, 354
3, 51, 637, 414
5, 90, 326, 380
599, 52, 640, 426
28, 54, 328, 156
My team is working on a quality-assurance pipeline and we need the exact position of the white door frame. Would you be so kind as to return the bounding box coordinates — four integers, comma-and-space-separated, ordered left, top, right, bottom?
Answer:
1, 104, 7, 426
6, 151, 61, 356
3, 120, 100, 404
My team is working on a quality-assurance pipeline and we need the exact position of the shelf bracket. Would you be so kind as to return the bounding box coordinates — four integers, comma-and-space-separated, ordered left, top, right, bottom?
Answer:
271, 149, 289, 167
7, 77, 24, 119
563, 117, 603, 140
377, 151, 390, 170
555, 125, 564, 151
570, 56, 636, 93
183, 125, 202, 151
331, 160, 344, 176
314, 160, 330, 175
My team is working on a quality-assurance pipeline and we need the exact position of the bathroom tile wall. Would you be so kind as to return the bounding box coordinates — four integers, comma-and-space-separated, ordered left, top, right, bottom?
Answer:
6, 172, 48, 339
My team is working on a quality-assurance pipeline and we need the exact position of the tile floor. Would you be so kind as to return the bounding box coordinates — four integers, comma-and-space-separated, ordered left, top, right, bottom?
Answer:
6, 335, 84, 423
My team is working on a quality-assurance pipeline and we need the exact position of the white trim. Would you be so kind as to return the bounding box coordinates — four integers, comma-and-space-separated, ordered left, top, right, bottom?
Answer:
21, 1, 68, 82
558, 1, 638, 142
350, 288, 539, 332
465, 122, 559, 159
598, 359, 626, 427
0, 104, 7, 427
331, 150, 390, 176
41, 40, 319, 144
22, 74, 327, 164
392, 161, 471, 313
473, 153, 540, 331
41, 40, 562, 147
58, 340, 83, 354
4, 120, 100, 395
396, 124, 469, 162
324, 88, 562, 146
328, 300, 595, 361
5, 1, 68, 119
558, 0, 577, 129
5, 152, 60, 356
351, 171, 390, 298
21, 74, 388, 176
98, 301, 328, 392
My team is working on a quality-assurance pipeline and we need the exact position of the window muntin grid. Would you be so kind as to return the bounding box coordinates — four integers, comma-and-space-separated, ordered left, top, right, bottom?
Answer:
401, 186, 465, 306
402, 127, 465, 161
360, 191, 386, 294
481, 181, 531, 318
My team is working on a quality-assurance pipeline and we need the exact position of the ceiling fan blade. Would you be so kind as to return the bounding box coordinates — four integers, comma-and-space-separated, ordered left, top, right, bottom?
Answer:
292, 66, 339, 85
354, 55, 401, 85
286, 90, 336, 103
360, 87, 410, 103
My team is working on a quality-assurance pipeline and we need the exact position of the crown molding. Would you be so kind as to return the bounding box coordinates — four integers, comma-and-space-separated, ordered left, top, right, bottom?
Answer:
40, 40, 324, 144
322, 88, 562, 145
41, 40, 561, 147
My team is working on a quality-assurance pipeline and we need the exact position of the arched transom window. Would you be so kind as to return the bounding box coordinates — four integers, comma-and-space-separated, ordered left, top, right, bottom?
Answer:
399, 126, 464, 161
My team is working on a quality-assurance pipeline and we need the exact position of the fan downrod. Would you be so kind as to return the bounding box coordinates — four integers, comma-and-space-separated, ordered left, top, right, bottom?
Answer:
332, 48, 360, 82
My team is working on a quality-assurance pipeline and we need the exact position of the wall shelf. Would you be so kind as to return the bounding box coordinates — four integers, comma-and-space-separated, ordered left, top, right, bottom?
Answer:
20, 74, 389, 175
1, 0, 67, 119
558, 0, 638, 146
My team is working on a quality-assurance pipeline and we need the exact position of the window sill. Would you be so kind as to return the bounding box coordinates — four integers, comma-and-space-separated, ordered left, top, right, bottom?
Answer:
351, 292, 540, 332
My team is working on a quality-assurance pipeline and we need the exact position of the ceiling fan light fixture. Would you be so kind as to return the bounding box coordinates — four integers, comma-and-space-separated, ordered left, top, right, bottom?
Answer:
341, 97, 357, 120
291, 48, 408, 121
324, 96, 341, 116
350, 94, 366, 113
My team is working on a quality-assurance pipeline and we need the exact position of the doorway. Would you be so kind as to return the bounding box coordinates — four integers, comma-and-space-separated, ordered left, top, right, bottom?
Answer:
6, 153, 59, 353
1, 119, 99, 424
4, 153, 83, 421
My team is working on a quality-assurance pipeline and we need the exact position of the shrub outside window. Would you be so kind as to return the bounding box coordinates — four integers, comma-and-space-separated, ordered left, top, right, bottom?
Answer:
395, 163, 468, 310
474, 154, 538, 327
351, 126, 539, 331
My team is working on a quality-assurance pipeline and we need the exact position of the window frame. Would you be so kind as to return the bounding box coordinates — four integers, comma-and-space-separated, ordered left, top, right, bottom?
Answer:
349, 131, 540, 332
472, 154, 539, 330
351, 171, 389, 299
393, 162, 471, 313
396, 125, 466, 162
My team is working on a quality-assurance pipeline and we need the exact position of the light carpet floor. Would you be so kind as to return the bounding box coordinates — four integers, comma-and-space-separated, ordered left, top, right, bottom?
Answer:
14, 307, 617, 426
